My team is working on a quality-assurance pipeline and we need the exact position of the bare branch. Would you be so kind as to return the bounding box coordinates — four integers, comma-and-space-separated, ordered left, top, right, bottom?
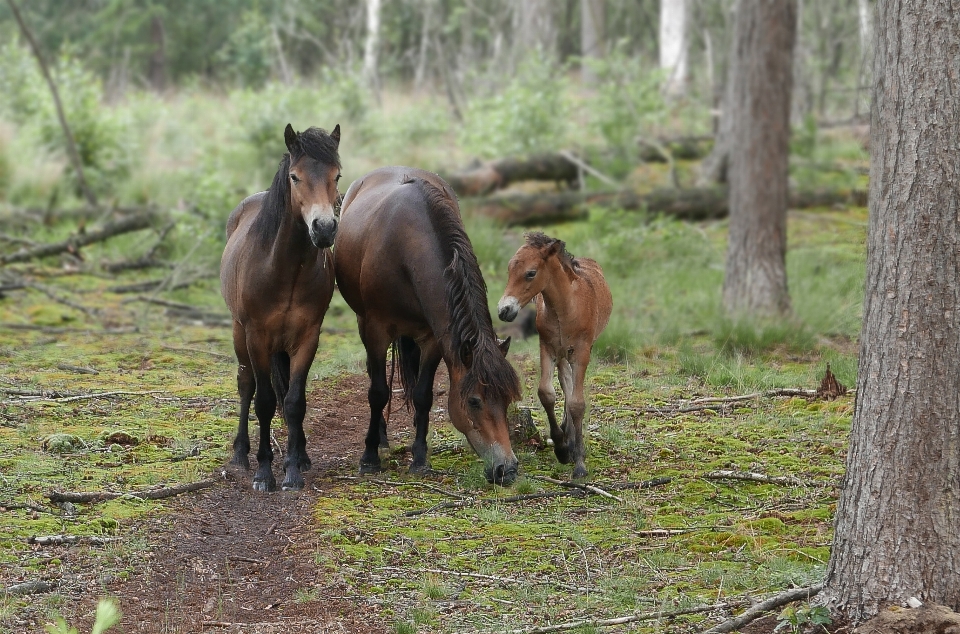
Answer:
48, 478, 217, 504
700, 585, 822, 634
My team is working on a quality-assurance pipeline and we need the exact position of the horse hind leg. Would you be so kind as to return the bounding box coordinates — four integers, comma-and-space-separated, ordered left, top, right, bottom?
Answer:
538, 345, 568, 464
360, 321, 391, 474
409, 341, 441, 474
561, 352, 590, 480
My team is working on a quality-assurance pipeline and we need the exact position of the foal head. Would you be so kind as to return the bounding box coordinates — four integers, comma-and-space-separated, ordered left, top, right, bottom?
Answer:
498, 232, 574, 322
284, 123, 341, 249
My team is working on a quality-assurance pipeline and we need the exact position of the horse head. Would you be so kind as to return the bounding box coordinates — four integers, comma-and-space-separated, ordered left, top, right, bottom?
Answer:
448, 336, 519, 485
498, 233, 566, 322
284, 123, 341, 249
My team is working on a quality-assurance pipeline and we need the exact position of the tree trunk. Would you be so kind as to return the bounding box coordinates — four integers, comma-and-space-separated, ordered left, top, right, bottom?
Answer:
515, 0, 556, 59
659, 0, 687, 97
696, 1, 738, 187
820, 0, 960, 624
413, 0, 435, 92
363, 0, 382, 104
148, 14, 167, 93
722, 0, 796, 318
580, 0, 605, 86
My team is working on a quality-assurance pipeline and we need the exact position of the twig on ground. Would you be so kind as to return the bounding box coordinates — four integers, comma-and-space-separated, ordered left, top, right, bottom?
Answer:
533, 476, 624, 502
5, 389, 163, 404
102, 221, 175, 273
378, 566, 591, 593
482, 601, 738, 634
56, 363, 99, 375
703, 470, 806, 487
48, 478, 216, 503
1, 501, 49, 514
0, 213, 154, 266
700, 585, 822, 634
27, 535, 118, 546
0, 323, 138, 335
160, 344, 232, 361
12, 276, 101, 317
557, 150, 621, 188
604, 477, 673, 490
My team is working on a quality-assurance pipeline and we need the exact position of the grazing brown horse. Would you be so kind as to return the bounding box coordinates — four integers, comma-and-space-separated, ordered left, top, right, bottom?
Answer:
334, 166, 522, 485
498, 232, 612, 479
220, 124, 341, 491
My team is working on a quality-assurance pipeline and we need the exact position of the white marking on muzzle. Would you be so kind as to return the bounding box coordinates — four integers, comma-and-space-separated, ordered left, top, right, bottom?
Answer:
304, 203, 336, 227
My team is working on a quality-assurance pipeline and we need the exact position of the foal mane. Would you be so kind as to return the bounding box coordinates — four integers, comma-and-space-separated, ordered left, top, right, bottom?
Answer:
525, 231, 581, 274
252, 127, 341, 247
405, 176, 521, 403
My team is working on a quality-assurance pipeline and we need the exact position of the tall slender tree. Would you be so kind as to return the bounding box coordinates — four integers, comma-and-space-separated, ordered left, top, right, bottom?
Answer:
581, 0, 605, 86
819, 0, 960, 623
722, 0, 797, 318
363, 0, 382, 103
659, 0, 687, 97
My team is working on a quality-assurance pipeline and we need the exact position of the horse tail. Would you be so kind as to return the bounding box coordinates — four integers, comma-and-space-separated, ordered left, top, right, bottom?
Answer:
392, 336, 420, 409
270, 351, 290, 412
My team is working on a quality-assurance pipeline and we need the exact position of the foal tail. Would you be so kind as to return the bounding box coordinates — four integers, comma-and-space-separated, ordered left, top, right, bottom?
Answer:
270, 351, 291, 412
391, 336, 420, 410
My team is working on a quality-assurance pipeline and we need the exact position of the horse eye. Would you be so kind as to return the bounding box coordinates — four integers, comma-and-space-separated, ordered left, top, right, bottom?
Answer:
467, 396, 482, 410
290, 173, 300, 184
525, 270, 537, 280
335, 174, 342, 182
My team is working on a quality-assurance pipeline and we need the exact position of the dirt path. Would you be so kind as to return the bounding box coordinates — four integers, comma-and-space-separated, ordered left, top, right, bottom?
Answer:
96, 373, 406, 634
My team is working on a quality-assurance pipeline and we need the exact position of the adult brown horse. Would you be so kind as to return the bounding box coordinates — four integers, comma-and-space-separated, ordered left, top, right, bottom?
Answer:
334, 166, 522, 485
497, 232, 612, 479
220, 123, 341, 492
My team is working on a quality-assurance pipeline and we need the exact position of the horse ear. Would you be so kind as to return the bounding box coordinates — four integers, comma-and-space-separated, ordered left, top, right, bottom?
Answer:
498, 336, 511, 357
331, 124, 341, 147
459, 342, 474, 369
545, 240, 564, 258
284, 123, 298, 152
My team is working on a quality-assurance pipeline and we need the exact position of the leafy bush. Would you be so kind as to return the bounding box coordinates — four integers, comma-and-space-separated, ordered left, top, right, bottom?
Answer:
46, 598, 120, 634
214, 10, 274, 89
459, 54, 569, 158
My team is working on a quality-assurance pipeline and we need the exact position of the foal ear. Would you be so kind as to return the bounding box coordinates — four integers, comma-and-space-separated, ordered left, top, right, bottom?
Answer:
545, 240, 564, 258
284, 123, 298, 152
497, 336, 512, 357
459, 342, 474, 369
330, 124, 341, 147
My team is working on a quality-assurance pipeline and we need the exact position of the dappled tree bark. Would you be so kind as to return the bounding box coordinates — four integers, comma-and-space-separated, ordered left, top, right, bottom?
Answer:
659, 0, 687, 97
722, 0, 796, 318
580, 0, 605, 86
819, 0, 960, 623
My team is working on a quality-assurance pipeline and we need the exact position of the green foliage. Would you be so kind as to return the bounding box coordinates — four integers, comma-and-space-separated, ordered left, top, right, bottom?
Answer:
214, 10, 274, 89
775, 604, 832, 633
791, 113, 819, 159
459, 54, 569, 158
45, 599, 120, 634
583, 42, 668, 161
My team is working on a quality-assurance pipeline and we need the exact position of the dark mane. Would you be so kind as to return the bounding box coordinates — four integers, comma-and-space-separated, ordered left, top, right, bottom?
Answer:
525, 231, 580, 272
406, 176, 521, 403
252, 127, 341, 246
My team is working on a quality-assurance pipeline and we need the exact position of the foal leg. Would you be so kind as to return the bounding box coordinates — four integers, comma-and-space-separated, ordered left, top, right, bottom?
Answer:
230, 322, 254, 470
561, 350, 591, 480
359, 319, 391, 474
248, 341, 278, 492
280, 339, 319, 491
410, 341, 442, 474
537, 343, 569, 464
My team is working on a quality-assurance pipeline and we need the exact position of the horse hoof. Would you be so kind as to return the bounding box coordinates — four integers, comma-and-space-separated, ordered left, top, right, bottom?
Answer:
230, 455, 250, 470
298, 456, 312, 472
359, 461, 383, 475
553, 446, 572, 464
252, 478, 276, 492
572, 465, 588, 480
408, 461, 432, 475
281, 477, 304, 491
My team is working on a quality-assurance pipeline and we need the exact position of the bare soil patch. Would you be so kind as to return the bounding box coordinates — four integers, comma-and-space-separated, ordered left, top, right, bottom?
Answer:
75, 372, 405, 634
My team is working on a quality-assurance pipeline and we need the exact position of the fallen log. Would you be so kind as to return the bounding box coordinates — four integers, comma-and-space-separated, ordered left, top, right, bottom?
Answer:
464, 186, 868, 226
48, 478, 216, 503
0, 211, 155, 266
443, 154, 579, 197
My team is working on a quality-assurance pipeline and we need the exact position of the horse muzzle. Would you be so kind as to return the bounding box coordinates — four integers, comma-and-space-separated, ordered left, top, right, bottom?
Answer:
497, 296, 520, 322
484, 459, 519, 486
309, 217, 338, 249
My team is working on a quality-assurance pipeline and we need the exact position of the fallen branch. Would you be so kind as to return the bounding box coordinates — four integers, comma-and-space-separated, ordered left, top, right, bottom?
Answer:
56, 363, 99, 375
102, 220, 175, 273
703, 470, 805, 487
444, 154, 579, 197
464, 187, 868, 226
485, 601, 738, 634
8, 389, 162, 404
700, 584, 822, 634
48, 478, 216, 503
4, 580, 54, 596
0, 212, 154, 266
334, 475, 470, 500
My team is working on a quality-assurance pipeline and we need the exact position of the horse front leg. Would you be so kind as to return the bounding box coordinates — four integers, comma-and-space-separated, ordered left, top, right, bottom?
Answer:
280, 342, 318, 491
537, 343, 568, 464
410, 342, 442, 474
250, 354, 278, 492
231, 322, 254, 470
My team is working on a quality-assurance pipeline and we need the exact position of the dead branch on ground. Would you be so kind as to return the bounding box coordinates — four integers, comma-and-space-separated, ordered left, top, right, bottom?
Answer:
0, 212, 154, 266
700, 584, 822, 634
48, 478, 216, 504
378, 565, 591, 594
487, 601, 740, 634
102, 220, 176, 273
703, 470, 807, 487
27, 535, 118, 546
4, 580, 54, 596
533, 475, 624, 502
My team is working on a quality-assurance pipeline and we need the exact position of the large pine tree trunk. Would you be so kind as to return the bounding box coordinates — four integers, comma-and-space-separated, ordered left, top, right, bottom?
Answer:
722, 0, 796, 317
820, 0, 960, 623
